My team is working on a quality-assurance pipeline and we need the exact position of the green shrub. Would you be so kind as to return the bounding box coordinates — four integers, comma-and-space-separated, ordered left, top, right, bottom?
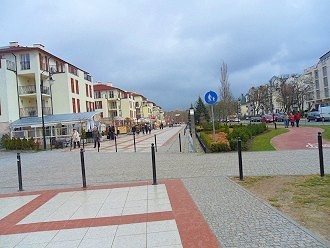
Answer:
210, 142, 231, 152
1, 135, 38, 150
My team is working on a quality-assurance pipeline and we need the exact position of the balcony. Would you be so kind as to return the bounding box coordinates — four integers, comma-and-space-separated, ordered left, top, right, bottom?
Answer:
19, 85, 36, 95
84, 73, 92, 82
41, 85, 51, 95
20, 107, 38, 117
19, 107, 52, 117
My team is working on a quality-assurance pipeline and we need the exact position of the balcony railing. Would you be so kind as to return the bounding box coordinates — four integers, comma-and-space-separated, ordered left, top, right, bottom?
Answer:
84, 73, 92, 82
20, 61, 31, 70
41, 85, 51, 95
20, 107, 38, 117
19, 85, 36, 94
19, 107, 51, 117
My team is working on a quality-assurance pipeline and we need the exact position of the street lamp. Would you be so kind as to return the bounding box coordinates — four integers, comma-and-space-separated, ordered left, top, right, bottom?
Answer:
40, 72, 54, 150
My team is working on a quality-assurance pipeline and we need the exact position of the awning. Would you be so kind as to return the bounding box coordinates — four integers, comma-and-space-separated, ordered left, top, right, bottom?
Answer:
9, 112, 101, 129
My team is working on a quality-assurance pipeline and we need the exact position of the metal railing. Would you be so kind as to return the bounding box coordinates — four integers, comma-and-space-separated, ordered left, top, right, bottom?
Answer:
19, 85, 36, 94
20, 107, 38, 117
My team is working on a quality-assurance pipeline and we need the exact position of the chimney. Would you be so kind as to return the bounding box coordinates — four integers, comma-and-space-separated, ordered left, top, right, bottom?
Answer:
9, 41, 19, 47
33, 43, 45, 49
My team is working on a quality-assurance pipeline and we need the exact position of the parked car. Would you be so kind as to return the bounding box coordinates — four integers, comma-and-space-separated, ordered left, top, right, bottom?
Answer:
250, 115, 262, 122
261, 114, 277, 123
274, 113, 285, 122
307, 111, 321, 122
319, 106, 330, 121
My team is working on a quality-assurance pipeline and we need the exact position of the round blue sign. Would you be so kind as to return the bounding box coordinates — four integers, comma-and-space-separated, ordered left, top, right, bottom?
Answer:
205, 91, 218, 104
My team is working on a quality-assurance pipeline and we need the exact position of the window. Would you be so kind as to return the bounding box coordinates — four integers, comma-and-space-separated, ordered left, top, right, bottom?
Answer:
316, 90, 320, 99
86, 84, 89, 97
325, 89, 329, 98
71, 78, 75, 93
75, 80, 79, 94
95, 101, 103, 109
322, 66, 327, 77
77, 99, 80, 113
109, 91, 114, 98
324, 77, 328, 88
68, 65, 78, 75
20, 54, 30, 70
72, 98, 76, 113
89, 85, 92, 98
314, 70, 319, 79
315, 79, 319, 89
86, 101, 89, 112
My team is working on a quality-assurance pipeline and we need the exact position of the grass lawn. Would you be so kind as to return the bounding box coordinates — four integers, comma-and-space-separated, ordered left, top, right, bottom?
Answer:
234, 175, 330, 242
249, 127, 288, 151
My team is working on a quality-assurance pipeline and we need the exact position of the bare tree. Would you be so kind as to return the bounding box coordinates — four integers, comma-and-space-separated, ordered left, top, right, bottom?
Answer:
273, 74, 312, 113
218, 62, 234, 121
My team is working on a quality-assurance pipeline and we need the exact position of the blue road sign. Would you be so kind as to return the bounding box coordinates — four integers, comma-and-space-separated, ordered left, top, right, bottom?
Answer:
205, 91, 218, 104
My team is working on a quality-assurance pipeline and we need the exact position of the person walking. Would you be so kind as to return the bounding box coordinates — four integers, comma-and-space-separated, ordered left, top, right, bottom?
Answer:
294, 111, 301, 127
289, 113, 295, 127
92, 127, 101, 148
71, 128, 81, 148
283, 113, 289, 128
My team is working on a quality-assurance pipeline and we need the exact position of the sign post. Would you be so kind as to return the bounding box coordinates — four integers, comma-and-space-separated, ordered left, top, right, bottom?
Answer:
205, 91, 218, 142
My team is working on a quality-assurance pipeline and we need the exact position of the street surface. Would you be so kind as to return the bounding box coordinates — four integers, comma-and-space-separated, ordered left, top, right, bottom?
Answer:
0, 125, 329, 247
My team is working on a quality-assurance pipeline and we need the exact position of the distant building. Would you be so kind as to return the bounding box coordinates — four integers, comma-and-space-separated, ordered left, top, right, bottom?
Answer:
304, 51, 330, 108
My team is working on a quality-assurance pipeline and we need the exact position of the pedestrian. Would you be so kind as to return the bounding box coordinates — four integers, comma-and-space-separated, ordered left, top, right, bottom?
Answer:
148, 125, 152, 134
110, 126, 115, 140
283, 113, 289, 128
141, 125, 145, 134
132, 125, 136, 135
294, 111, 301, 127
289, 113, 295, 127
92, 126, 101, 148
145, 123, 149, 134
71, 128, 81, 148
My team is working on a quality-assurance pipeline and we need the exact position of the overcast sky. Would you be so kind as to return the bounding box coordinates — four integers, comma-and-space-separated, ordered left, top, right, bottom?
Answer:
1, 0, 329, 111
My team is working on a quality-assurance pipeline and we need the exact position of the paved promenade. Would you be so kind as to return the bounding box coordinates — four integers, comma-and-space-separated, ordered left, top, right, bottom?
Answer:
0, 125, 329, 247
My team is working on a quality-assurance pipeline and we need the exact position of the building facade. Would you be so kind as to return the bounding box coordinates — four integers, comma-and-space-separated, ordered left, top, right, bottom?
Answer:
0, 42, 95, 139
93, 83, 164, 133
304, 51, 330, 108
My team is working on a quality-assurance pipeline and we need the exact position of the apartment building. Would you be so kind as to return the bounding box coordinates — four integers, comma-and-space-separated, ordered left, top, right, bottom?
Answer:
93, 83, 164, 132
304, 51, 330, 107
0, 42, 96, 140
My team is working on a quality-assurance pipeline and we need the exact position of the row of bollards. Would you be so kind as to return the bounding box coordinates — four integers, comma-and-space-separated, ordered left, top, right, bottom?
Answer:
236, 132, 326, 181
15, 132, 325, 191
15, 142, 159, 191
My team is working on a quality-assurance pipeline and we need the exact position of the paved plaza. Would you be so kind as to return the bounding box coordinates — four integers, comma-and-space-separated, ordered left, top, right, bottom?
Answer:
0, 125, 329, 247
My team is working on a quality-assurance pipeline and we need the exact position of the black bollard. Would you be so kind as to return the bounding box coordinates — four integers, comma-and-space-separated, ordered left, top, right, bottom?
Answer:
179, 133, 182, 152
80, 148, 87, 188
318, 132, 325, 177
133, 133, 136, 152
115, 135, 118, 152
17, 153, 23, 191
97, 139, 100, 152
151, 143, 157, 185
237, 137, 244, 181
154, 134, 157, 152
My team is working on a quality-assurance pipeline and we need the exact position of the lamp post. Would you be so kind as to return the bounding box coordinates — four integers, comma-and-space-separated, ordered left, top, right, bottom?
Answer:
40, 72, 54, 150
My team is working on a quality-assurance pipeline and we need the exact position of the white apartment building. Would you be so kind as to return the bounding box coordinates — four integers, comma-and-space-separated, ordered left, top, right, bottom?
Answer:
0, 42, 96, 140
94, 83, 164, 132
304, 51, 330, 108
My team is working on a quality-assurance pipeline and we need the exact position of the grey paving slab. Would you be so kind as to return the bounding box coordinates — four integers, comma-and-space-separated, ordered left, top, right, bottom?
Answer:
0, 125, 329, 247
183, 176, 329, 248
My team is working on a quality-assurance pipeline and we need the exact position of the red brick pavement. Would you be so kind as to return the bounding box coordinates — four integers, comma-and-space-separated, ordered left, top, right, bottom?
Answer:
271, 126, 330, 150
